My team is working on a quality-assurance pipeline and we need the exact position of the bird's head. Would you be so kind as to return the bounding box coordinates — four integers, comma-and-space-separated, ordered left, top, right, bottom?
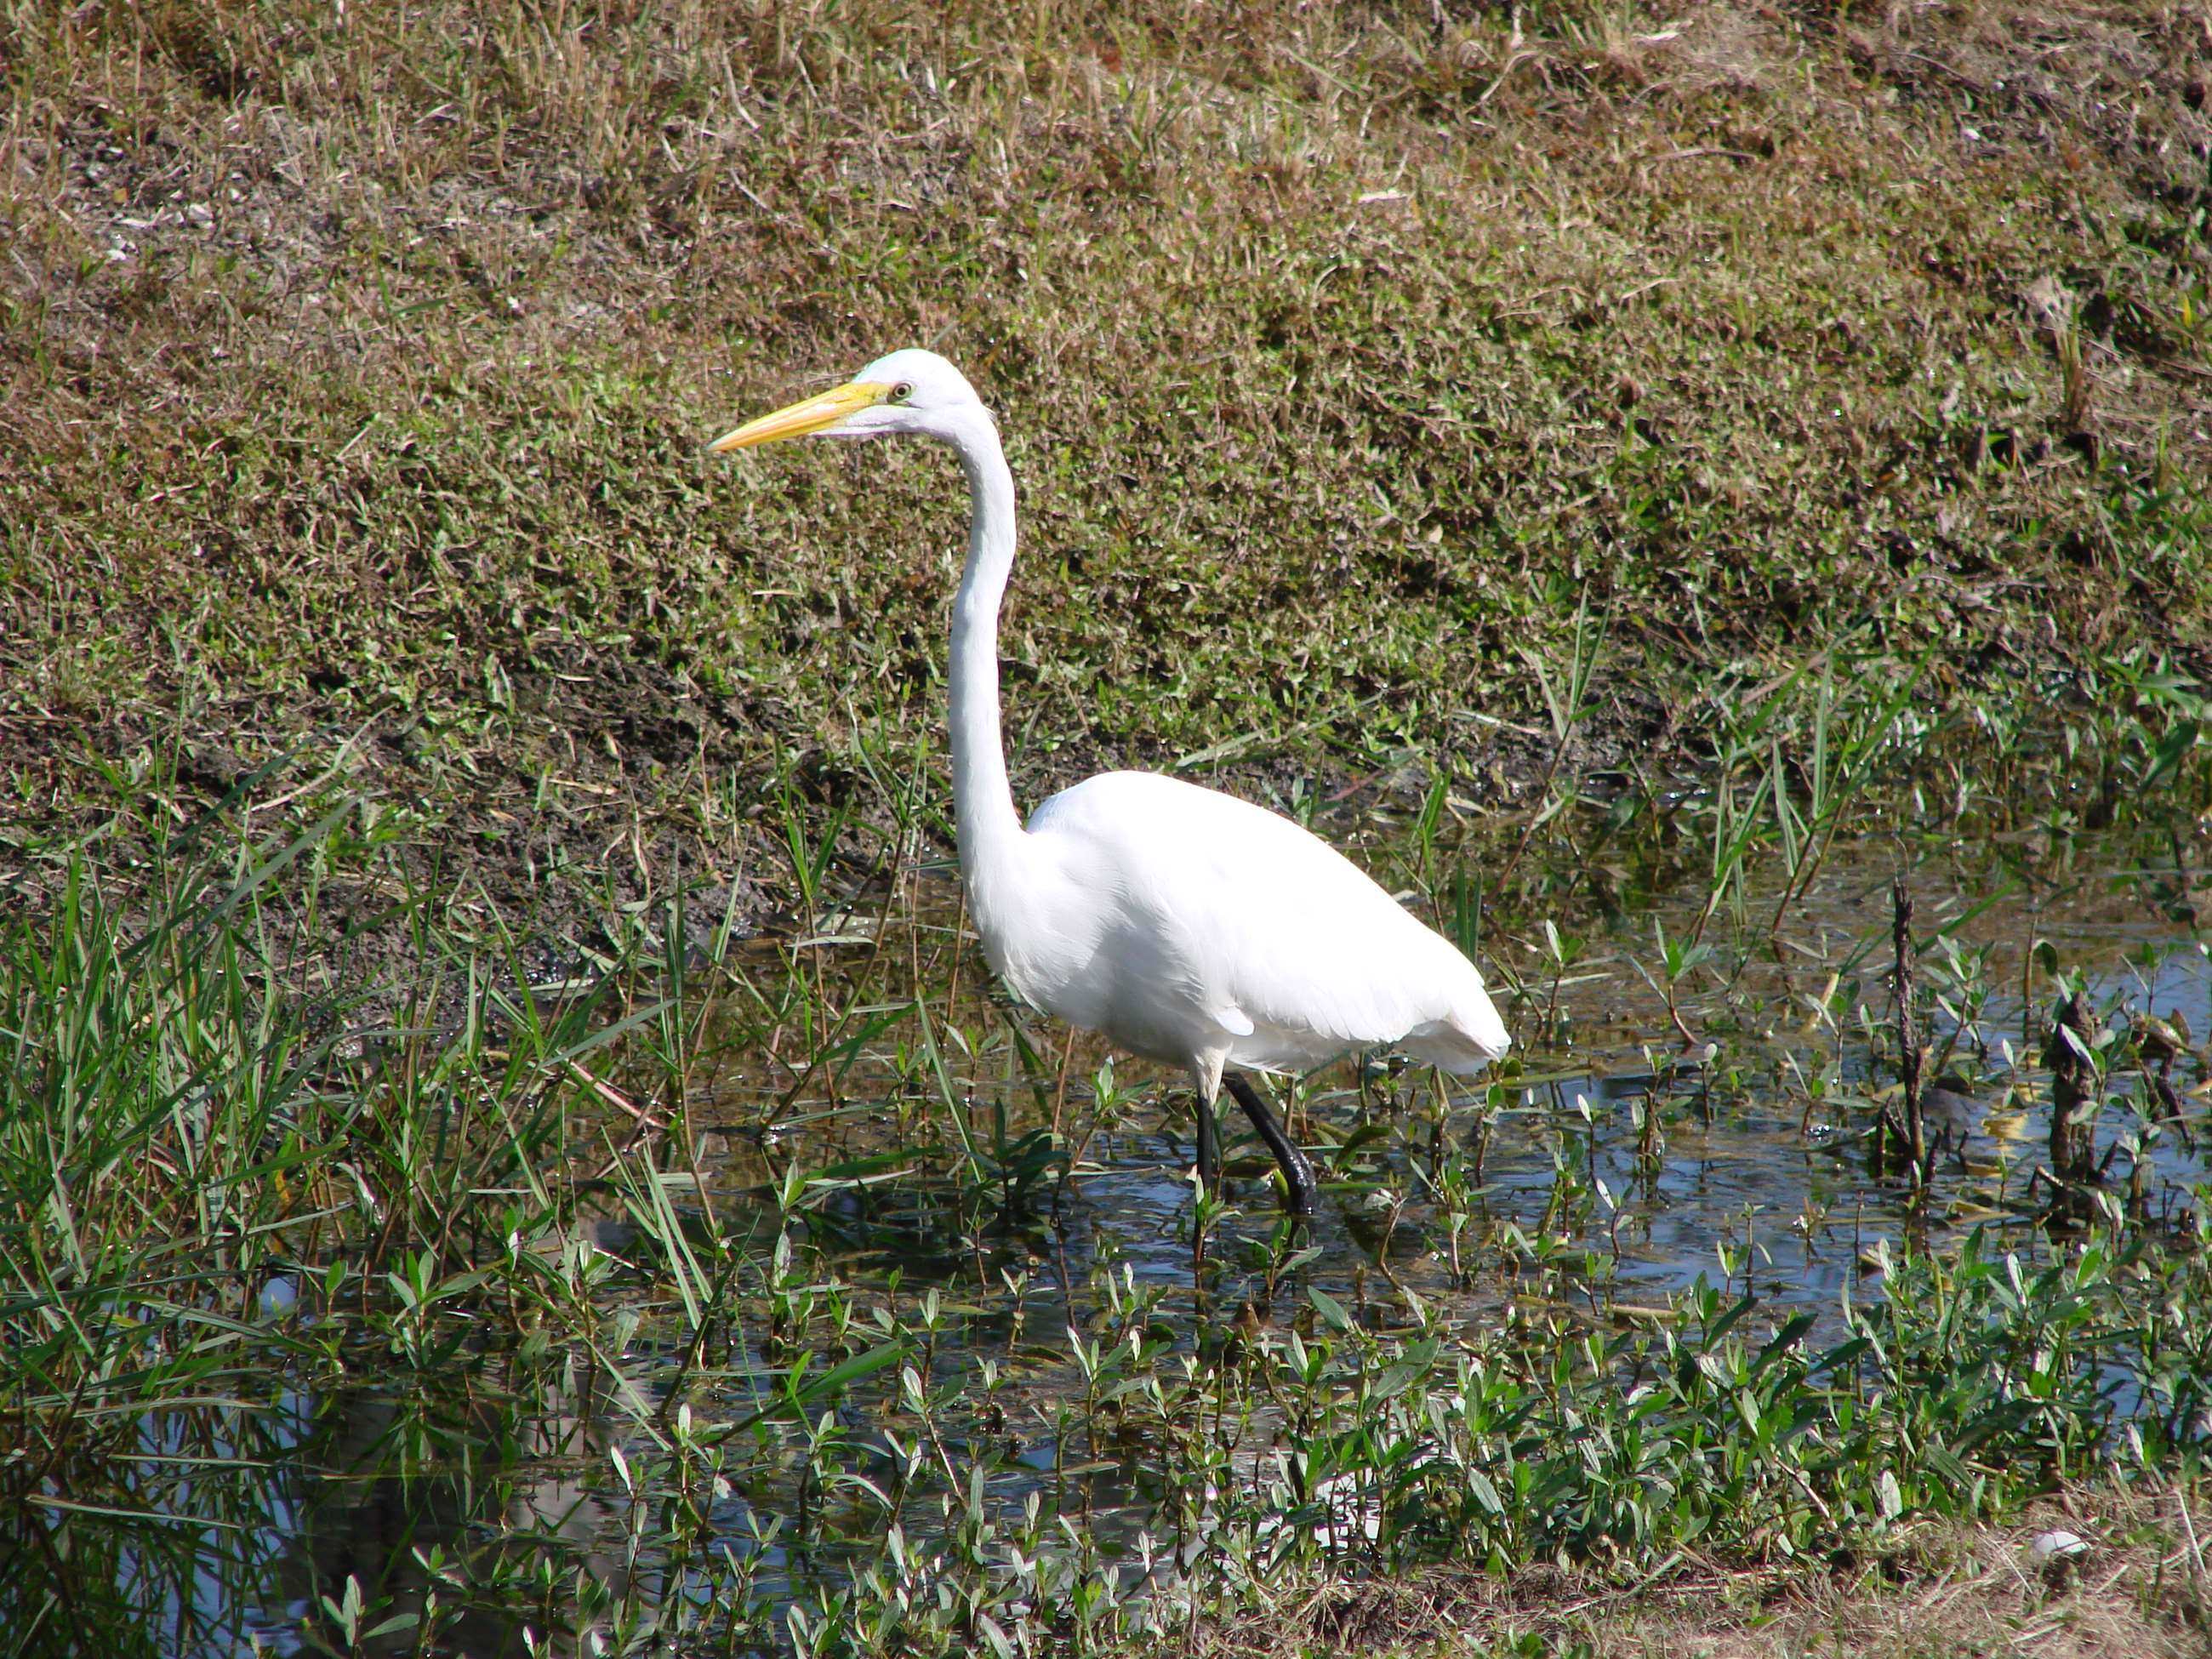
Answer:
710, 349, 989, 453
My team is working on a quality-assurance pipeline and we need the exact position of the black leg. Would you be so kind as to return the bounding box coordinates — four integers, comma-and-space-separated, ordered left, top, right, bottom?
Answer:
1223, 1072, 1318, 1216
1194, 1092, 1219, 1194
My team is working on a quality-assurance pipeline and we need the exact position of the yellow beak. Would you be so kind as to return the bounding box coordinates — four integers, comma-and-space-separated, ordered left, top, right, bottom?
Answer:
710, 380, 891, 452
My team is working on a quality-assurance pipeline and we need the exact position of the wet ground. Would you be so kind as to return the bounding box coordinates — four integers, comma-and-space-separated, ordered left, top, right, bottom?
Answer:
137, 822, 2212, 1655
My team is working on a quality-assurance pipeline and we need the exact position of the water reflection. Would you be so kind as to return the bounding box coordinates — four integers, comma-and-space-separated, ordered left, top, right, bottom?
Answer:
260, 837, 2212, 1651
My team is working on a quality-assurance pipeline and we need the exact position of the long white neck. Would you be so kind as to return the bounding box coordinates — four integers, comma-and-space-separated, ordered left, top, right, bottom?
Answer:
943, 409, 1026, 888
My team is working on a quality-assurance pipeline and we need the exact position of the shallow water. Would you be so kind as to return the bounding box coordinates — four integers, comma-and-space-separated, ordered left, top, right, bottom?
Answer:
182, 824, 2212, 1653
686, 838, 2212, 1317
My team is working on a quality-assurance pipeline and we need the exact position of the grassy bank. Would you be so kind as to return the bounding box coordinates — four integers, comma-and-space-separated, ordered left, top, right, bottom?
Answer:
5, 1, 2211, 928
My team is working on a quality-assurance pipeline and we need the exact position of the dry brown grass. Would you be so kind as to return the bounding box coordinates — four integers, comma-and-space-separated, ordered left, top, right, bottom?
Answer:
1190, 1485, 2212, 1658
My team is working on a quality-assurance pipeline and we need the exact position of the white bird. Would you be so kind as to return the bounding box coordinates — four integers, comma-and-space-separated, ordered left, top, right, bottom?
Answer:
712, 350, 1508, 1216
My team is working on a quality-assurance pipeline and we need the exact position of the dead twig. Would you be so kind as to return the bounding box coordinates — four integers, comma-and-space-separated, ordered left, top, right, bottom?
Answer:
568, 1059, 666, 1130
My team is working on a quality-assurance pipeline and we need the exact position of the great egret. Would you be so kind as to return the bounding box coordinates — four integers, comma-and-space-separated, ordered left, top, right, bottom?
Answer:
712, 350, 1508, 1217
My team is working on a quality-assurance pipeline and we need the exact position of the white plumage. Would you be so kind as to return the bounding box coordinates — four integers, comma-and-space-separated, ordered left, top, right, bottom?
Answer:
714, 349, 1508, 1213
1006, 771, 1508, 1077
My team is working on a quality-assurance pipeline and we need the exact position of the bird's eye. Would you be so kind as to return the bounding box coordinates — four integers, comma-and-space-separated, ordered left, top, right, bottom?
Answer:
891, 382, 913, 403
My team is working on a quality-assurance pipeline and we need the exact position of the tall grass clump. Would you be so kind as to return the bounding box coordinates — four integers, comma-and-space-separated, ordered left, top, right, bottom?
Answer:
3, 848, 350, 1652
0, 823, 657, 1654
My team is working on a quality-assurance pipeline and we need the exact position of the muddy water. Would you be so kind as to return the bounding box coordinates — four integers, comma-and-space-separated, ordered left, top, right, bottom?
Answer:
261, 828, 2211, 1655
